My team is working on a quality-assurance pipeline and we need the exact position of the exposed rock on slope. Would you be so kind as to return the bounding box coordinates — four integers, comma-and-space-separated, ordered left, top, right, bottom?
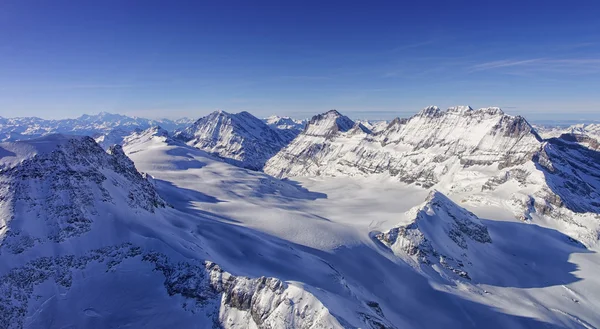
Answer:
376, 191, 491, 280
0, 135, 165, 254
176, 111, 292, 170
0, 134, 353, 329
0, 244, 343, 329
265, 106, 541, 185
265, 106, 600, 245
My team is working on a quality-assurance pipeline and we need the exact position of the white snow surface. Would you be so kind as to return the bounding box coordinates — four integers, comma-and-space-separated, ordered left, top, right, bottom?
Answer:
265, 106, 600, 246
175, 110, 295, 170
1, 109, 600, 329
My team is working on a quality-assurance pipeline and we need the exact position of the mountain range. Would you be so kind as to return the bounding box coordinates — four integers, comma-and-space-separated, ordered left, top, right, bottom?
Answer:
1, 107, 600, 328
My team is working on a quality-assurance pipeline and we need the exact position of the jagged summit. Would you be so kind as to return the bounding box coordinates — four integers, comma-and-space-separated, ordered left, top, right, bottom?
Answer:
447, 105, 473, 113
417, 105, 443, 117
418, 105, 505, 118
376, 190, 491, 280
175, 110, 292, 170
266, 106, 542, 182
303, 109, 355, 137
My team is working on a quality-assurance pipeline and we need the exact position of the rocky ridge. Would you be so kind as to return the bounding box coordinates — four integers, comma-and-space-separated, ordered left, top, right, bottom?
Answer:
376, 191, 492, 281
175, 111, 294, 170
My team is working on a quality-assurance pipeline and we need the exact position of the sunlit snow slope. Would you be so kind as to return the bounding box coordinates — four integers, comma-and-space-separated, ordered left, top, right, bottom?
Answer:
1, 112, 600, 329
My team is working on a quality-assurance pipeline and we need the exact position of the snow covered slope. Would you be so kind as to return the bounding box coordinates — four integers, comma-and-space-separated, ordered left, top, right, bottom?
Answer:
377, 190, 492, 281
0, 134, 166, 254
122, 131, 600, 329
0, 134, 349, 329
265, 106, 600, 245
175, 110, 293, 170
2, 130, 600, 328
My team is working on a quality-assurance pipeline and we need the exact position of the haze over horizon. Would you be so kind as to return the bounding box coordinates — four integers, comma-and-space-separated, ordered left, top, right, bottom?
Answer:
1, 1, 599, 121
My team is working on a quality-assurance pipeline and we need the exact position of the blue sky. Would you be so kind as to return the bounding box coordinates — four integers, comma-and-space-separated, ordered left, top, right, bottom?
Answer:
1, 0, 599, 122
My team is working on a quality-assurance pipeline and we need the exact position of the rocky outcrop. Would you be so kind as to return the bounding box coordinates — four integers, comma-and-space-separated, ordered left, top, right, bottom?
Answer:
376, 191, 492, 281
0, 135, 165, 254
0, 244, 344, 329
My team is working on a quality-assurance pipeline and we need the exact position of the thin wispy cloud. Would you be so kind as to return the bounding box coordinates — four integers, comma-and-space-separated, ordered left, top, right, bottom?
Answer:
469, 58, 600, 74
469, 59, 544, 71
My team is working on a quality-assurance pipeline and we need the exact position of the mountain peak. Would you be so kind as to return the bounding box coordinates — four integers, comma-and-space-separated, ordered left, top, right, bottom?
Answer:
417, 106, 442, 117
377, 191, 491, 280
417, 106, 508, 119
324, 109, 343, 116
424, 189, 447, 203
477, 107, 504, 116
304, 110, 355, 137
122, 126, 170, 148
175, 110, 290, 170
447, 105, 473, 114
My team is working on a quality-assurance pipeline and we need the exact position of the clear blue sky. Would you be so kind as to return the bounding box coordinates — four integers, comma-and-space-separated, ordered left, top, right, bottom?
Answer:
1, 0, 599, 122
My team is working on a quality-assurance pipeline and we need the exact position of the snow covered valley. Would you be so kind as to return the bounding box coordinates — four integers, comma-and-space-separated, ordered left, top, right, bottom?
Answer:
1, 107, 600, 328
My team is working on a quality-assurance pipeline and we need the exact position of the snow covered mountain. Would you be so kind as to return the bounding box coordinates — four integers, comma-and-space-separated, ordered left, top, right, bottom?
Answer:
265, 106, 600, 245
175, 110, 294, 170
263, 115, 307, 143
536, 123, 600, 140
2, 110, 600, 329
377, 191, 492, 281
0, 135, 166, 254
265, 106, 541, 182
0, 112, 194, 146
263, 115, 307, 132
119, 128, 600, 329
356, 120, 390, 134
535, 123, 600, 150
0, 134, 350, 328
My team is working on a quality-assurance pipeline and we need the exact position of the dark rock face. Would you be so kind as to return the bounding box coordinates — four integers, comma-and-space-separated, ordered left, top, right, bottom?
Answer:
0, 243, 143, 329
0, 242, 347, 329
558, 133, 600, 150
482, 168, 530, 191
534, 138, 600, 214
